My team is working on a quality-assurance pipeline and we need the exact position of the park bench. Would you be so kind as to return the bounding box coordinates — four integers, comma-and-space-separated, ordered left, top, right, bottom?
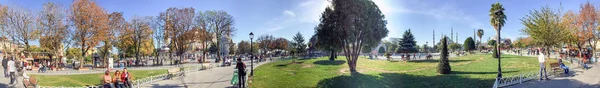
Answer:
549, 62, 564, 76
167, 68, 181, 79
22, 77, 38, 88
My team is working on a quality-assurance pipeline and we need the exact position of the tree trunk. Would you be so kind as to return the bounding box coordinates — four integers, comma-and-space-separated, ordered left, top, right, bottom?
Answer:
329, 50, 335, 61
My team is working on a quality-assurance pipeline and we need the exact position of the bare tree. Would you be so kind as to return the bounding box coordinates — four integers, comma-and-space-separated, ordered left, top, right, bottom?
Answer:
6, 5, 39, 55
0, 5, 12, 56
205, 10, 235, 62
150, 16, 164, 65
38, 2, 69, 67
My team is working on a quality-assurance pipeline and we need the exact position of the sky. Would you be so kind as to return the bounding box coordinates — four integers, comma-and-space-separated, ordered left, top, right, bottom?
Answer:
1, 0, 599, 47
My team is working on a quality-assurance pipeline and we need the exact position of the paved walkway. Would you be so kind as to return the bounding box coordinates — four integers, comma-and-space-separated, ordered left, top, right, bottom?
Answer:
0, 69, 24, 88
508, 63, 600, 88
141, 58, 276, 88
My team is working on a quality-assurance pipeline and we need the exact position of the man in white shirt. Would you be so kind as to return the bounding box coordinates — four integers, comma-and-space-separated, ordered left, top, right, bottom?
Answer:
538, 49, 549, 80
7, 58, 16, 84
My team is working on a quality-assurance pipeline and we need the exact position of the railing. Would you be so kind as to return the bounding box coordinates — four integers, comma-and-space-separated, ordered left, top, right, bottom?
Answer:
493, 72, 539, 88
38, 66, 204, 88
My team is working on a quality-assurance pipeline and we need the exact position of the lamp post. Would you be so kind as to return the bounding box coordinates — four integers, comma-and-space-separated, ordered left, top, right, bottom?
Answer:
249, 32, 254, 76
494, 9, 504, 78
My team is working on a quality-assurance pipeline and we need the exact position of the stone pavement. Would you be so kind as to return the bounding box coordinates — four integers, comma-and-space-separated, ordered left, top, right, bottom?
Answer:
0, 68, 24, 88
508, 64, 600, 88
141, 58, 277, 88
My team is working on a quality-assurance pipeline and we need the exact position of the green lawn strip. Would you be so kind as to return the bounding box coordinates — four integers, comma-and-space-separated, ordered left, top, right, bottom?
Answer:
33, 69, 167, 87
251, 54, 562, 88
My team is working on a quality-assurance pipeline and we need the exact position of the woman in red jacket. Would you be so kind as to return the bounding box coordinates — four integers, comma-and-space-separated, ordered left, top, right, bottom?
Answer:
121, 68, 132, 88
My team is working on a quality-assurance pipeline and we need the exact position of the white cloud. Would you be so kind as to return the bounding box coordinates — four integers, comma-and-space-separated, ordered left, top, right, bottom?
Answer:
263, 0, 329, 32
284, 10, 295, 17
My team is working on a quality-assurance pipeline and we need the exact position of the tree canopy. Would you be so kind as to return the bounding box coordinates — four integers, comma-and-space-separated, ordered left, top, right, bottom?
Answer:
397, 29, 418, 53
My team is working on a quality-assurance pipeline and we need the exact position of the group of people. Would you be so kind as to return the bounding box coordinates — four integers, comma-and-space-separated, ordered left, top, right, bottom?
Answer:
2, 57, 17, 84
102, 68, 133, 88
538, 48, 572, 81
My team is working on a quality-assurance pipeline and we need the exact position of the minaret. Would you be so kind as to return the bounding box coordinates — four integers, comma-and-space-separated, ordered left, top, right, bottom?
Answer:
451, 27, 454, 41
433, 29, 435, 46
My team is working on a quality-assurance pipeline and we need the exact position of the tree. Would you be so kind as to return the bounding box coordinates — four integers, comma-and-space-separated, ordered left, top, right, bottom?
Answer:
438, 36, 451, 74
477, 29, 484, 49
521, 5, 569, 58
449, 43, 461, 52
194, 11, 214, 63
150, 16, 165, 65
378, 47, 385, 54
315, 7, 343, 61
489, 39, 498, 58
386, 38, 400, 53
561, 10, 584, 53
161, 7, 196, 65
237, 40, 250, 55
257, 35, 274, 55
130, 16, 153, 63
273, 37, 289, 51
463, 37, 476, 52
292, 32, 306, 56
6, 6, 40, 54
316, 0, 388, 72
0, 5, 11, 55
307, 35, 318, 57
205, 10, 236, 62
38, 2, 69, 67
577, 2, 597, 56
422, 44, 429, 53
397, 29, 418, 54
490, 2, 506, 60
71, 0, 109, 68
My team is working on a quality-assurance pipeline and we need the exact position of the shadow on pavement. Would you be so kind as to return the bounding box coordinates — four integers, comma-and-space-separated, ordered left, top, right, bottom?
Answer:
150, 84, 186, 88
407, 59, 472, 63
316, 72, 494, 88
313, 60, 346, 65
507, 78, 600, 88
0, 83, 16, 88
452, 70, 517, 74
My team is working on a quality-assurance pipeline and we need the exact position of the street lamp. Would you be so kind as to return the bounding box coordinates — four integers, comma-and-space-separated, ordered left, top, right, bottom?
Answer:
249, 32, 254, 76
494, 9, 504, 78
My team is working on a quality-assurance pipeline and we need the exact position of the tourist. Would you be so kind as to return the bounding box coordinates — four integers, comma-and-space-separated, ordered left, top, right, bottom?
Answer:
121, 68, 132, 88
538, 49, 549, 81
558, 59, 569, 74
236, 58, 247, 88
114, 70, 125, 88
2, 57, 7, 78
7, 58, 16, 84
103, 70, 112, 88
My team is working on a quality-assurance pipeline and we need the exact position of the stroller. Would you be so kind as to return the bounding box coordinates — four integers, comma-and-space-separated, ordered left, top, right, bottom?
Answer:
231, 69, 247, 87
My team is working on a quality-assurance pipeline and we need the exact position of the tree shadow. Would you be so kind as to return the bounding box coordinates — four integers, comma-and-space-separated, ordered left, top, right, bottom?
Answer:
313, 60, 346, 65
407, 60, 472, 63
317, 72, 499, 88
452, 70, 517, 74
150, 84, 186, 88
508, 78, 600, 88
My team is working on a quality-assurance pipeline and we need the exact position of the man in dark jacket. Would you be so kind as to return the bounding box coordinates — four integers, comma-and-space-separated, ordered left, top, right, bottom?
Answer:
236, 58, 246, 88
2, 57, 7, 78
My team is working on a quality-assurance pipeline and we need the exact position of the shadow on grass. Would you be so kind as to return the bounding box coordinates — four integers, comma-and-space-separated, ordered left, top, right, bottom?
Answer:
452, 70, 517, 74
313, 60, 346, 65
274, 61, 305, 67
316, 72, 496, 88
407, 59, 472, 63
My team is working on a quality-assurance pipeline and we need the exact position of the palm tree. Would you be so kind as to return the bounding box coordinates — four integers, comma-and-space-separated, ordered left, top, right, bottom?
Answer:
477, 29, 484, 50
490, 2, 506, 78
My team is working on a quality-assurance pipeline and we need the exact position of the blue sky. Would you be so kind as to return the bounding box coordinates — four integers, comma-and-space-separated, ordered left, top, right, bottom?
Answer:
1, 0, 598, 47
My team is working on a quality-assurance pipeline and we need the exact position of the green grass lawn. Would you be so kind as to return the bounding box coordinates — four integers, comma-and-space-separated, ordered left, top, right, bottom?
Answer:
33, 69, 167, 86
250, 54, 566, 88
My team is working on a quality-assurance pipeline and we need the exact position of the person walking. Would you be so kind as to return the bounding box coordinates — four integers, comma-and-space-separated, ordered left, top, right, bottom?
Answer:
538, 49, 549, 81
2, 57, 7, 78
235, 58, 247, 88
7, 58, 16, 84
